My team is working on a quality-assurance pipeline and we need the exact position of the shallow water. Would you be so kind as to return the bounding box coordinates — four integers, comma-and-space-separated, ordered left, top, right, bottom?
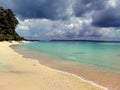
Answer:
12, 41, 120, 90
22, 41, 120, 74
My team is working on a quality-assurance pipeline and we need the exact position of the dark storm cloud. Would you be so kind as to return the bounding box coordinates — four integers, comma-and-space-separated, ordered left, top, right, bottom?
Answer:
73, 0, 120, 27
92, 0, 120, 27
92, 8, 120, 27
73, 0, 107, 17
0, 0, 108, 20
0, 0, 72, 20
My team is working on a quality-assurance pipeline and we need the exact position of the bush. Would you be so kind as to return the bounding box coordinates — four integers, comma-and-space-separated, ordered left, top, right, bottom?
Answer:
0, 33, 4, 41
0, 7, 24, 41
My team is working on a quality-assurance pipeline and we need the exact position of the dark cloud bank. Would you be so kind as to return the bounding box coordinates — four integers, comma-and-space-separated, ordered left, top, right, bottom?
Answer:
0, 0, 72, 20
0, 0, 120, 40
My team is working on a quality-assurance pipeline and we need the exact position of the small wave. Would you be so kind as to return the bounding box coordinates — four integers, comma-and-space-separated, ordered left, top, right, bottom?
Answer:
74, 52, 86, 55
40, 62, 108, 90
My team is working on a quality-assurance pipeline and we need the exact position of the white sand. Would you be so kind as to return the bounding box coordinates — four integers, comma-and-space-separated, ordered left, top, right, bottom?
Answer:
0, 41, 106, 90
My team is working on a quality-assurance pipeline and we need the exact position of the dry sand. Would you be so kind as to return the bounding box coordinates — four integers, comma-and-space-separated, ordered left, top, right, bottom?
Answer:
0, 41, 106, 90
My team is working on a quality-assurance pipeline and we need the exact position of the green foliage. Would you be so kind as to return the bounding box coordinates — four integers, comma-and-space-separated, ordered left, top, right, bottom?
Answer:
0, 33, 4, 41
0, 7, 24, 41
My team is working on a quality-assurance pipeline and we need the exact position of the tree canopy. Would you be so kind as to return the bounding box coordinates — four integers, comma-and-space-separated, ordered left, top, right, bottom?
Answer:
0, 7, 24, 41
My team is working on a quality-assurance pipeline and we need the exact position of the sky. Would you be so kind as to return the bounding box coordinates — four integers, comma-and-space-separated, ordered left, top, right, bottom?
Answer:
0, 0, 120, 41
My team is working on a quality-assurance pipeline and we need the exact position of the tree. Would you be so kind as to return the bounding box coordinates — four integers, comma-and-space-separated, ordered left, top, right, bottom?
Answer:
0, 7, 24, 41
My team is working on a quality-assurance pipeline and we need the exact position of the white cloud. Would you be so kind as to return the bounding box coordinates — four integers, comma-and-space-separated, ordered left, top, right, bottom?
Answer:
108, 0, 117, 8
16, 16, 120, 41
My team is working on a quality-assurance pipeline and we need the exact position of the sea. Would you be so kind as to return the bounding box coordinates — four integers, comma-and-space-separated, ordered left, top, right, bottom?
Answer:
12, 41, 120, 90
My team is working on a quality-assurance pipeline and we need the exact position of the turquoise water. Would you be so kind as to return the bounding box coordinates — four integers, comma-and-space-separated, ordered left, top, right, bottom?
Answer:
22, 41, 120, 73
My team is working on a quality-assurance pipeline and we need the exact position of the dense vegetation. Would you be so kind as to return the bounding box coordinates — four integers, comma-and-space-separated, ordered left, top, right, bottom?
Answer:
0, 7, 24, 41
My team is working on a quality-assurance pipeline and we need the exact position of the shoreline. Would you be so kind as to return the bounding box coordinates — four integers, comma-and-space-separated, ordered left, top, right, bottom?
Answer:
12, 41, 108, 90
11, 41, 120, 90
0, 41, 107, 90
35, 60, 108, 90
15, 45, 107, 90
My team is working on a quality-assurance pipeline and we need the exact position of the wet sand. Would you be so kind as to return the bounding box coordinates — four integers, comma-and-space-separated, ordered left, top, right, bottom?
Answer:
12, 43, 120, 90
0, 41, 106, 90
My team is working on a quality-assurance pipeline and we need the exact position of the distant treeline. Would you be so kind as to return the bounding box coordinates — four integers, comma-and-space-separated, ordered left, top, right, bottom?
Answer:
0, 7, 24, 41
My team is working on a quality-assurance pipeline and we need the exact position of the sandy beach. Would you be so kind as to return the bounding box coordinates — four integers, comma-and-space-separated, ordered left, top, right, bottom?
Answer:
0, 41, 106, 90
